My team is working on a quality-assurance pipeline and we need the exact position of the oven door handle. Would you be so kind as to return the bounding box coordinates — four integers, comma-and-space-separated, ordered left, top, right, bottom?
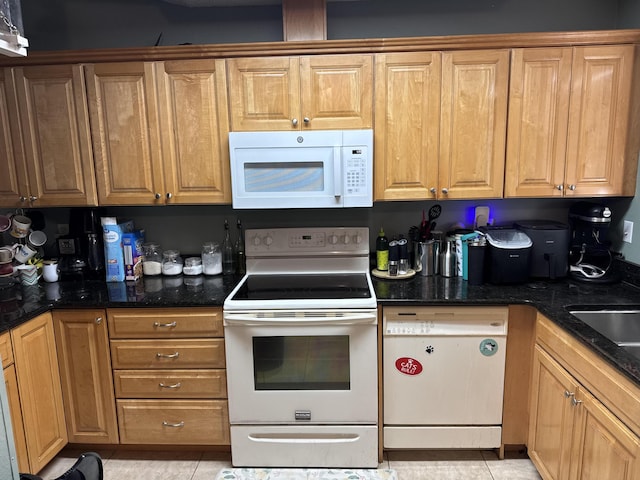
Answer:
224, 313, 376, 327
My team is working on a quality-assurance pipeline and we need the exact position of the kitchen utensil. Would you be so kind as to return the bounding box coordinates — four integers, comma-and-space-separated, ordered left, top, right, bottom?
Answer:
10, 214, 31, 238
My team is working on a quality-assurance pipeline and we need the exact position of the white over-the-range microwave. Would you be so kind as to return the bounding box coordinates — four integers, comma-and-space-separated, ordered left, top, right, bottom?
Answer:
228, 129, 373, 209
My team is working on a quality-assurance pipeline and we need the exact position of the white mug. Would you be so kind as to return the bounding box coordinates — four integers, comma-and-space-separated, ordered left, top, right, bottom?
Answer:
0, 246, 14, 263
42, 261, 60, 283
13, 243, 37, 264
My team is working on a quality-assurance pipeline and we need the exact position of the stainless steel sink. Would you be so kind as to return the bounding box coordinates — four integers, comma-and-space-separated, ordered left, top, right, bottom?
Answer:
567, 308, 640, 361
568, 309, 640, 345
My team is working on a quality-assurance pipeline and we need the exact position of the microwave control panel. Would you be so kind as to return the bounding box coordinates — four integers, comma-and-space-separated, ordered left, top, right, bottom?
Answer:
345, 148, 368, 195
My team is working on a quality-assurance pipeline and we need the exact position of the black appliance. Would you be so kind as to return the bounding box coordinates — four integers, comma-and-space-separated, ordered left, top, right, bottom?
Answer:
568, 201, 616, 283
483, 227, 533, 284
58, 208, 105, 280
515, 220, 570, 279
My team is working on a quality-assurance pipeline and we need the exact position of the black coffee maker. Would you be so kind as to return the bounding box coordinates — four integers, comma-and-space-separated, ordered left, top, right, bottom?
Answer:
568, 201, 616, 283
58, 208, 105, 280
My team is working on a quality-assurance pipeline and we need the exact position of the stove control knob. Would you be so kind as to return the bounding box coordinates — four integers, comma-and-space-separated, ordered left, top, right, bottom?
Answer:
353, 234, 363, 244
252, 235, 262, 246
328, 234, 339, 245
264, 235, 273, 246
342, 234, 350, 244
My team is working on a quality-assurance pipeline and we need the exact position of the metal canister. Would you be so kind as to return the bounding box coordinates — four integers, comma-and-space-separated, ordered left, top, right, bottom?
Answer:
440, 238, 457, 277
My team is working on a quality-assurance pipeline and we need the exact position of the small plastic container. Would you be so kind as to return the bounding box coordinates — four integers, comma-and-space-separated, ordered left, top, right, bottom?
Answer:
142, 243, 162, 276
183, 257, 203, 276
162, 250, 183, 276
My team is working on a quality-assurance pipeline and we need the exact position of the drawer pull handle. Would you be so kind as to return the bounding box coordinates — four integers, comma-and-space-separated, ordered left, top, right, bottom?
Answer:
154, 321, 178, 328
156, 352, 180, 359
162, 421, 185, 428
159, 382, 182, 389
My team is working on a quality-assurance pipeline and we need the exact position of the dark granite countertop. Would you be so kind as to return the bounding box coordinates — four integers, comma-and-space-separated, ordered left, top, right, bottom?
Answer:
1, 265, 639, 388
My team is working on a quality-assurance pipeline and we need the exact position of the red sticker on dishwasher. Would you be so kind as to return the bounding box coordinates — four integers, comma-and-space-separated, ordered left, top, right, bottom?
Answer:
395, 357, 423, 376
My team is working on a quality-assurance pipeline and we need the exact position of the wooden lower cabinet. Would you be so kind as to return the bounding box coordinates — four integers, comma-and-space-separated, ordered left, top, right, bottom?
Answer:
108, 307, 229, 445
117, 399, 229, 445
53, 309, 118, 444
529, 333, 640, 479
11, 313, 67, 474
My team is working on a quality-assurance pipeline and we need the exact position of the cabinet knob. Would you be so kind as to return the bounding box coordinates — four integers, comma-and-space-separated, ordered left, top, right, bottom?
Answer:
95, 317, 103, 325
166, 192, 173, 200
429, 187, 437, 194
303, 117, 310, 124
441, 188, 449, 195
568, 184, 576, 191
155, 193, 162, 199
564, 390, 575, 398
555, 184, 564, 191
571, 397, 583, 407
292, 118, 299, 126
19, 196, 27, 203
29, 195, 37, 202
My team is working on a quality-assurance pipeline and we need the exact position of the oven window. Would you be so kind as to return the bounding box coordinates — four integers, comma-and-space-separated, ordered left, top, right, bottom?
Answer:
253, 336, 350, 390
244, 162, 324, 192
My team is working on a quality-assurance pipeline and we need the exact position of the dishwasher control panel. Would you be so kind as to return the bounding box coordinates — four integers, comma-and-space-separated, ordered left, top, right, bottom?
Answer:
383, 306, 508, 336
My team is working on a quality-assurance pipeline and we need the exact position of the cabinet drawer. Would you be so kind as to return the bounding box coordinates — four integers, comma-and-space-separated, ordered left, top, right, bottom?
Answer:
117, 399, 230, 445
108, 308, 223, 338
0, 331, 13, 368
114, 369, 227, 399
110, 339, 225, 369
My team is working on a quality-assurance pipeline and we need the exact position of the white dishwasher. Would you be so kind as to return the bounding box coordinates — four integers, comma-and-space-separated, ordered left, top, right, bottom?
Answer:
383, 306, 508, 449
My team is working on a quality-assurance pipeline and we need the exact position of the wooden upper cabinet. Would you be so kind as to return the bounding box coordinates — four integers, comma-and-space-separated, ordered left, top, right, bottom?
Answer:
8, 65, 98, 207
86, 62, 164, 206
0, 68, 28, 207
155, 59, 231, 204
439, 49, 510, 199
506, 45, 640, 198
88, 60, 231, 206
374, 52, 442, 200
227, 54, 373, 131
505, 48, 572, 198
565, 45, 639, 197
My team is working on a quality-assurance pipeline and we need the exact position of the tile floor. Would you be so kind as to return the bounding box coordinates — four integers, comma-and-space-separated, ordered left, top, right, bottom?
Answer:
35, 447, 542, 480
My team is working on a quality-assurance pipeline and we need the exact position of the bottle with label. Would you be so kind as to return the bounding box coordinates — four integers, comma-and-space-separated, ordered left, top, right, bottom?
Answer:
235, 219, 246, 275
222, 219, 235, 274
376, 227, 389, 271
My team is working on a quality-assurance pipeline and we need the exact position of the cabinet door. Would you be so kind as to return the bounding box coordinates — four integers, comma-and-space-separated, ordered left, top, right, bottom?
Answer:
227, 56, 300, 131
0, 68, 29, 207
374, 52, 441, 200
4, 364, 28, 473
156, 59, 231, 204
53, 310, 118, 444
300, 54, 373, 130
87, 62, 164, 205
11, 313, 67, 474
439, 49, 509, 199
565, 45, 636, 196
505, 48, 572, 198
570, 386, 640, 480
528, 346, 576, 480
13, 64, 98, 207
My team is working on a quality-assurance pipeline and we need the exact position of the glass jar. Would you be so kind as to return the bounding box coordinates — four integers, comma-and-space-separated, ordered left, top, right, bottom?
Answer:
142, 243, 162, 276
183, 257, 203, 276
202, 242, 222, 275
162, 249, 183, 276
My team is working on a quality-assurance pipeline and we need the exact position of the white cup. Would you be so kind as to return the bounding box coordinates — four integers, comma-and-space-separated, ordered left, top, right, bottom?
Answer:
42, 261, 60, 283
0, 246, 15, 263
13, 243, 37, 264
10, 215, 31, 238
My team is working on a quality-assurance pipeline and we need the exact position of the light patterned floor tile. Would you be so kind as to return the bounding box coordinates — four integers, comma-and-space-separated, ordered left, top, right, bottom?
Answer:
193, 451, 233, 480
37, 448, 116, 480
389, 450, 492, 480
482, 450, 542, 480
102, 450, 202, 480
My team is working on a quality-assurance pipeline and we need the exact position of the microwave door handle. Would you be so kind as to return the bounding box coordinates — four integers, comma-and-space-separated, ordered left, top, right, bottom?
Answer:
334, 146, 342, 199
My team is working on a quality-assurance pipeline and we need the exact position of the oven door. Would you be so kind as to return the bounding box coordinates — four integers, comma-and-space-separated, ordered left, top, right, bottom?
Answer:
224, 310, 378, 424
